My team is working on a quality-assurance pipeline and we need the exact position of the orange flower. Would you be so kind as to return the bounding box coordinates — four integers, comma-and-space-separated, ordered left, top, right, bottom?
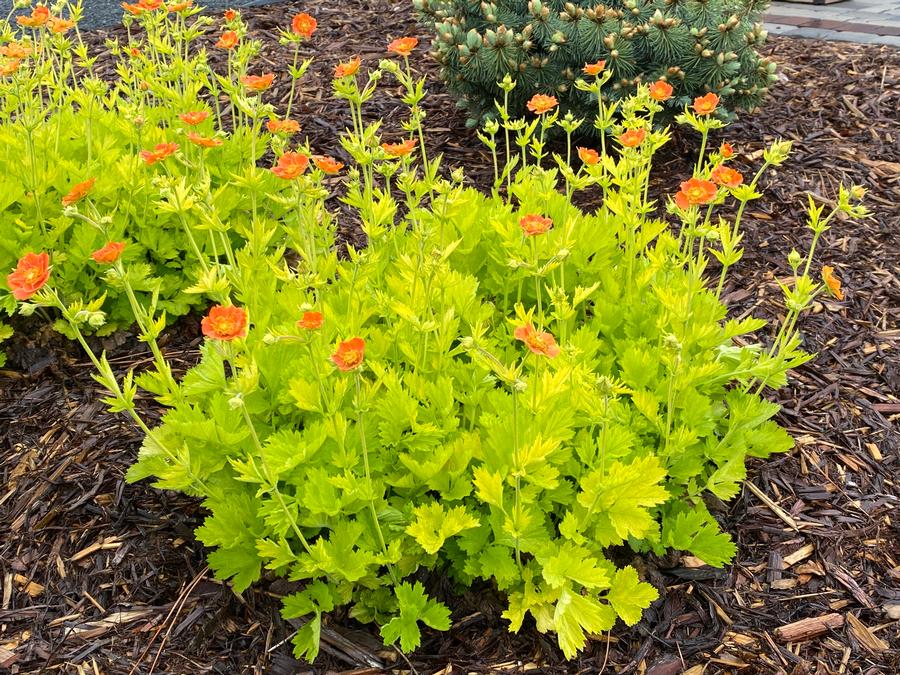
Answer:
334, 56, 361, 78
0, 43, 31, 59
179, 110, 209, 126
6, 252, 50, 300
821, 266, 844, 301
215, 30, 238, 49
692, 92, 719, 116
271, 152, 310, 180
223, 8, 236, 21
674, 177, 718, 209
577, 147, 600, 165
313, 155, 344, 174
1, 60, 22, 76
62, 177, 96, 206
519, 213, 552, 236
331, 337, 365, 371
121, 2, 145, 14
140, 142, 179, 166
121, 0, 162, 14
241, 73, 274, 92
619, 128, 646, 148
583, 60, 606, 76
49, 17, 75, 33
381, 138, 416, 158
526, 93, 557, 115
128, 46, 141, 57
201, 305, 248, 341
91, 241, 126, 264
16, 6, 50, 27
186, 132, 222, 148
710, 165, 743, 189
166, 0, 192, 12
719, 142, 734, 159
648, 80, 673, 102
297, 311, 323, 330
291, 12, 316, 38
387, 37, 418, 57
514, 324, 560, 359
266, 118, 301, 135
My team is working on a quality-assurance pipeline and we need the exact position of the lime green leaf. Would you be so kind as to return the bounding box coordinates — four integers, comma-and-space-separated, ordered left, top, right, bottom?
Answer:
406, 502, 480, 555
606, 567, 658, 626
380, 582, 451, 653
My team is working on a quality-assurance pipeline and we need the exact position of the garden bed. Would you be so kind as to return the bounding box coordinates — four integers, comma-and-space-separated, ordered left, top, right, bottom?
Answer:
0, 1, 898, 672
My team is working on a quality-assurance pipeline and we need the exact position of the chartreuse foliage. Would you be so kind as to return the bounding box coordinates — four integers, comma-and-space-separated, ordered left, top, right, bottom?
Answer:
5, 0, 868, 663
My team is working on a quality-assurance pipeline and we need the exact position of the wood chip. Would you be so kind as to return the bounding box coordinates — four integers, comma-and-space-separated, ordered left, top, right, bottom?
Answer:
774, 613, 844, 643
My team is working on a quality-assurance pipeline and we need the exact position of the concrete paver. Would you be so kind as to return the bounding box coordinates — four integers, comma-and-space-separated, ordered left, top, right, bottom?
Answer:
766, 0, 900, 46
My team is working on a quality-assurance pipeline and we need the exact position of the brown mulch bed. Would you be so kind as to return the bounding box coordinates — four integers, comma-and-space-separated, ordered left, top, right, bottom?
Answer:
1, 2, 899, 672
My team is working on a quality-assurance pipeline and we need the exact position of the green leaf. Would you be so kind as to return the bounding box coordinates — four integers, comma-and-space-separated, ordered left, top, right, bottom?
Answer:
407, 502, 480, 555
554, 587, 617, 659
473, 466, 504, 508
380, 582, 451, 653
605, 566, 657, 626
541, 543, 611, 590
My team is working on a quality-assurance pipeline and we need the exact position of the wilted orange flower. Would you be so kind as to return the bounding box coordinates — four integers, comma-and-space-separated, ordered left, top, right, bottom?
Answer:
693, 92, 719, 115
519, 213, 553, 236
297, 311, 323, 330
91, 241, 126, 264
821, 266, 844, 301
526, 93, 557, 115
62, 177, 96, 206
381, 138, 416, 158
186, 132, 222, 148
577, 147, 599, 165
0, 43, 31, 59
166, 0, 192, 12
674, 177, 718, 209
387, 37, 418, 57
648, 80, 673, 102
313, 155, 344, 174
720, 142, 734, 158
266, 118, 301, 134
140, 142, 179, 166
16, 6, 50, 27
619, 128, 646, 148
6, 252, 50, 300
0, 60, 22, 76
201, 305, 248, 341
241, 73, 274, 92
583, 60, 606, 76
179, 110, 209, 126
334, 56, 361, 78
291, 12, 316, 38
215, 30, 238, 49
49, 17, 75, 33
223, 8, 236, 21
710, 164, 743, 189
331, 337, 365, 371
271, 152, 309, 180
514, 324, 560, 359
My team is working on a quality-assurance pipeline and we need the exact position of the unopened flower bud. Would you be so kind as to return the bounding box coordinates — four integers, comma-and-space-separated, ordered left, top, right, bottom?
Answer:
787, 249, 802, 270
451, 167, 465, 183
459, 336, 475, 350
849, 185, 866, 201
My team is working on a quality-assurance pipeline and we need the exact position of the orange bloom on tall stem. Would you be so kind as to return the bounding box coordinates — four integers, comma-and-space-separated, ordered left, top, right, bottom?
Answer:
313, 155, 344, 174
16, 6, 50, 27
648, 80, 673, 102
674, 178, 718, 209
49, 17, 75, 33
583, 60, 606, 76
514, 324, 560, 359
692, 92, 720, 115
166, 0, 192, 12
619, 128, 646, 148
6, 252, 50, 300
202, 305, 248, 341
1, 60, 22, 77
187, 132, 222, 148
223, 8, 236, 21
266, 118, 301, 135
271, 152, 310, 180
179, 110, 209, 126
519, 214, 553, 236
241, 73, 274, 92
215, 30, 238, 49
0, 43, 31, 59
140, 142, 179, 166
720, 142, 734, 159
381, 138, 416, 158
62, 177, 96, 207
821, 266, 844, 301
387, 37, 418, 57
297, 311, 323, 331
291, 12, 316, 38
91, 241, 126, 264
710, 164, 743, 189
334, 56, 361, 78
526, 94, 557, 115
331, 337, 365, 371
577, 147, 600, 165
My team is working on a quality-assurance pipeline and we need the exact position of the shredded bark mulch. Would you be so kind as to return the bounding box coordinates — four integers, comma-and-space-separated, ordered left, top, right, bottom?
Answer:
1, 2, 898, 672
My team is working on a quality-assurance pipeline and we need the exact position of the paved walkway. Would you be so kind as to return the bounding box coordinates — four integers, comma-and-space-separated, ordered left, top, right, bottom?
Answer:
766, 0, 900, 48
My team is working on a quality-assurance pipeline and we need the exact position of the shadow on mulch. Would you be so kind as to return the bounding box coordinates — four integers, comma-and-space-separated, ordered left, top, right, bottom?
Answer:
1, 2, 899, 672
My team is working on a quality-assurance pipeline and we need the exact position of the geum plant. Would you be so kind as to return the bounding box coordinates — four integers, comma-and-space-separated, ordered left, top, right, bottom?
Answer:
4, 6, 868, 662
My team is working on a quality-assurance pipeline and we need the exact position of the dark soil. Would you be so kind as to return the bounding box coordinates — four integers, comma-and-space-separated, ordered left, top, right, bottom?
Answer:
1, 1, 899, 673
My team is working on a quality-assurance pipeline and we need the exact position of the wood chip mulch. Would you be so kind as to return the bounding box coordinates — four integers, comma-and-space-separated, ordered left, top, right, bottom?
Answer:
1, 1, 898, 672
